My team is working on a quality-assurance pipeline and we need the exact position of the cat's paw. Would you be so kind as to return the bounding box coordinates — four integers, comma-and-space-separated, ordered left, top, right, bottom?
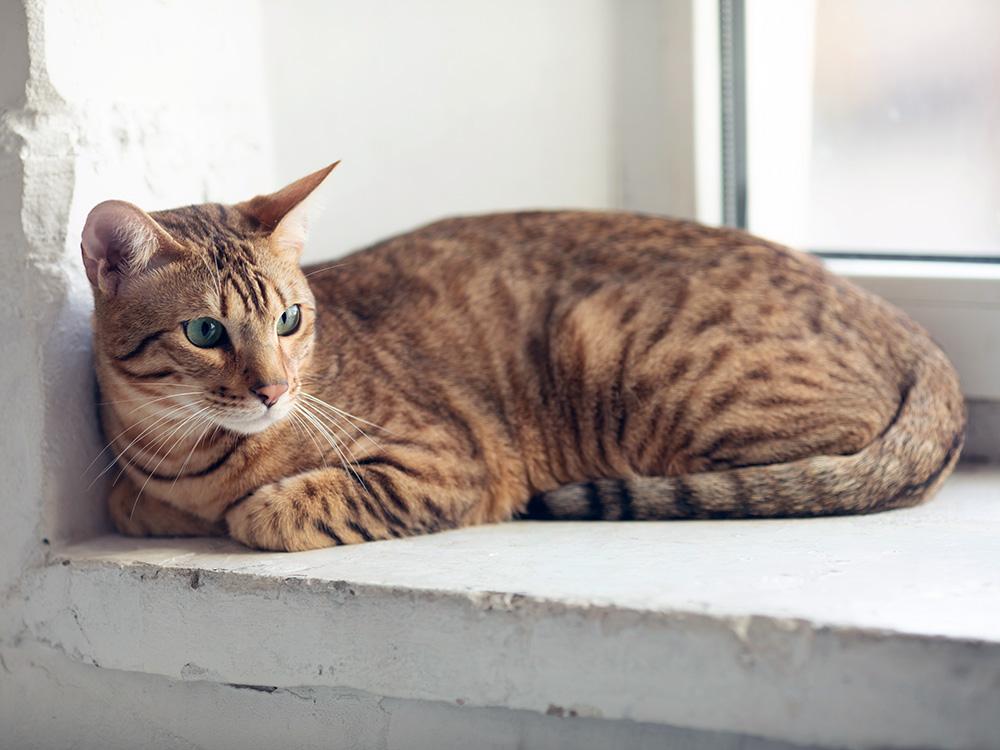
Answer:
225, 477, 338, 552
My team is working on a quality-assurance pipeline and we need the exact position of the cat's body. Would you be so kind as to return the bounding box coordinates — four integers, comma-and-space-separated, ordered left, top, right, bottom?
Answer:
86, 167, 965, 551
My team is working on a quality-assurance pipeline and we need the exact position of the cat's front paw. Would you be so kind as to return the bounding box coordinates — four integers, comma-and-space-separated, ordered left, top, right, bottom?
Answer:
225, 478, 339, 552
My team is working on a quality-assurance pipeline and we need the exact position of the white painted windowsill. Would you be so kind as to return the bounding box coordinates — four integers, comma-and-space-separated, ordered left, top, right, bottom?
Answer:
22, 467, 1000, 750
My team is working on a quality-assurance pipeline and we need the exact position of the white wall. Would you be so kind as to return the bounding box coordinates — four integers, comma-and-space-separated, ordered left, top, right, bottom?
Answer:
0, 0, 276, 563
262, 0, 619, 262
0, 0, 275, 623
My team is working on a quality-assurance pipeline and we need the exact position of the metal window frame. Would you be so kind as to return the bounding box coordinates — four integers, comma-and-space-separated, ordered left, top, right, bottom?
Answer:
719, 0, 747, 230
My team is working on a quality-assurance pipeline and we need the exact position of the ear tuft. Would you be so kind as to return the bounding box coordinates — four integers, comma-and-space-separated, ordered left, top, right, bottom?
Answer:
80, 200, 181, 296
235, 161, 340, 259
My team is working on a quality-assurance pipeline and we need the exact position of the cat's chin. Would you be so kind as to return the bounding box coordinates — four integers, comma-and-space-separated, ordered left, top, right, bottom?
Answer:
215, 404, 293, 435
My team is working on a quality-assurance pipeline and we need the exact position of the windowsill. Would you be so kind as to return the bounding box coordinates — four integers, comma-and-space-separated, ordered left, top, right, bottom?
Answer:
23, 466, 1000, 749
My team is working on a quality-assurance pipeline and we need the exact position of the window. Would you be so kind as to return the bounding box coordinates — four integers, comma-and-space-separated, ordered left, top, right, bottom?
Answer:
740, 0, 1000, 258
719, 0, 1000, 404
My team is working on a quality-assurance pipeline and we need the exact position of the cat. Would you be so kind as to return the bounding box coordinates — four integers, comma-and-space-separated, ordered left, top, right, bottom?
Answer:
82, 163, 965, 551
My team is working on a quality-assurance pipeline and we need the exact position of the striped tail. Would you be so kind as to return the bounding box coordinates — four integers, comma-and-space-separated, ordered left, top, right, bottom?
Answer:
523, 346, 965, 521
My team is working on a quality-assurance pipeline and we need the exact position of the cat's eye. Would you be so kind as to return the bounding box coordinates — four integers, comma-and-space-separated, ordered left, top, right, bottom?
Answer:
277, 304, 301, 336
184, 317, 225, 348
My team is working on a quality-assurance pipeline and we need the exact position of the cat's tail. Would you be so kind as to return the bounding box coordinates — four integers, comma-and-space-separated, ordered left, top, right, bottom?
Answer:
523, 346, 966, 521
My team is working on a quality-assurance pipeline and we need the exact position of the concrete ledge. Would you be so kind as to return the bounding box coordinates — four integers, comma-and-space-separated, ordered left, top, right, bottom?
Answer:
16, 468, 1000, 749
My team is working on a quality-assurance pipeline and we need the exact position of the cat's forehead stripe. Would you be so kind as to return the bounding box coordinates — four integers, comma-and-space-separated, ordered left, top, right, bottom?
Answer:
154, 204, 283, 318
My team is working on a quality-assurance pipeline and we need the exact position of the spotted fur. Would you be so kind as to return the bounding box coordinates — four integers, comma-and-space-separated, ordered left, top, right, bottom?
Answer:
85, 166, 965, 551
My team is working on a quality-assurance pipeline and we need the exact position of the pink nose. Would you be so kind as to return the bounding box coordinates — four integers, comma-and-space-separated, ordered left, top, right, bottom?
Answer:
252, 382, 288, 407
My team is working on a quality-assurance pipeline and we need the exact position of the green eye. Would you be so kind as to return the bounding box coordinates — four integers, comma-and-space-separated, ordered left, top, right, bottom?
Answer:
277, 304, 301, 336
184, 317, 225, 348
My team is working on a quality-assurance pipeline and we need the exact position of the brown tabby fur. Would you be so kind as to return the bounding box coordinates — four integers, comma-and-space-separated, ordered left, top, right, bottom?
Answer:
85, 166, 965, 551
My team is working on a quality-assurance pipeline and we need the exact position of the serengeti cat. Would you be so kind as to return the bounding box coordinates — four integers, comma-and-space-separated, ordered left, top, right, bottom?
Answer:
81, 164, 965, 551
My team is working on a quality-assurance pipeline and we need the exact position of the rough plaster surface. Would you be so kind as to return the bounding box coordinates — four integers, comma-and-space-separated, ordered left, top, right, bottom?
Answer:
0, 3, 276, 734
0, 0, 274, 569
0, 646, 828, 750
5, 469, 999, 749
1, 645, 828, 750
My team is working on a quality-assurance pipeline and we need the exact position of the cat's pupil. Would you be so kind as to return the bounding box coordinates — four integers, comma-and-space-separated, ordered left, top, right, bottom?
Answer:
184, 316, 224, 347
277, 304, 300, 336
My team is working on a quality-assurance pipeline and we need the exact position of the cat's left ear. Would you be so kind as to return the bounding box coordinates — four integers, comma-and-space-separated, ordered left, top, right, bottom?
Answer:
81, 200, 186, 297
236, 161, 339, 260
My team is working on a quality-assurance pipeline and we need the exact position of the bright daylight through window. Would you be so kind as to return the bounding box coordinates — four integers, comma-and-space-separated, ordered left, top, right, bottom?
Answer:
743, 0, 1000, 259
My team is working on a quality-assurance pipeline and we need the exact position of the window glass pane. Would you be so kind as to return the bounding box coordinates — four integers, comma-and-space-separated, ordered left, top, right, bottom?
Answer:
745, 0, 1000, 255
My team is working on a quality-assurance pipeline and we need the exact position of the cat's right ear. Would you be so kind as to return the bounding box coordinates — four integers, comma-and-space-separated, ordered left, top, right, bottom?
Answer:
235, 162, 340, 261
80, 200, 183, 296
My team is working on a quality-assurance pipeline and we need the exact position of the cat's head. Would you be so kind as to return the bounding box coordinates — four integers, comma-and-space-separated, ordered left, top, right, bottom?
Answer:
81, 163, 337, 435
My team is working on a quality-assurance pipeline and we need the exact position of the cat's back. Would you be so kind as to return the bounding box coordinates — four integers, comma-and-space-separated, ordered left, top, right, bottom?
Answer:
305, 209, 885, 334
306, 209, 825, 304
384, 210, 757, 271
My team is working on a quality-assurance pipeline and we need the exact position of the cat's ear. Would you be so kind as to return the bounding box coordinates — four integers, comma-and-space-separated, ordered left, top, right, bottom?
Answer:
80, 200, 185, 296
236, 161, 339, 259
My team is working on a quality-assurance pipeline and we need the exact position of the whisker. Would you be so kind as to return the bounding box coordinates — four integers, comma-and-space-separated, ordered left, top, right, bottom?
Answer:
299, 391, 390, 451
300, 391, 393, 434
290, 408, 329, 470
89, 402, 194, 486
298, 398, 381, 463
84, 400, 189, 476
121, 392, 202, 418
115, 404, 209, 486
130, 406, 214, 519
301, 401, 367, 468
297, 403, 352, 470
297, 402, 368, 491
297, 406, 352, 482
98, 390, 201, 408
169, 415, 218, 492
304, 261, 353, 279
114, 382, 201, 389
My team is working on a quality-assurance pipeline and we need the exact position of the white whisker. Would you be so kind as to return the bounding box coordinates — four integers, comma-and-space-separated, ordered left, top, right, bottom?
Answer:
169, 415, 218, 492
116, 382, 202, 389
297, 402, 367, 491
299, 391, 390, 451
115, 405, 208, 486
98, 390, 201, 407
84, 400, 186, 476
300, 401, 367, 469
129, 406, 214, 520
89, 402, 194, 487
304, 261, 353, 279
290, 408, 328, 470
121, 392, 202, 417
301, 391, 393, 434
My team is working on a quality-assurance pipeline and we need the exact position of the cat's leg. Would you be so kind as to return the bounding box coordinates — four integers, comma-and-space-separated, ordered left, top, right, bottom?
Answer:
225, 457, 479, 551
108, 476, 226, 538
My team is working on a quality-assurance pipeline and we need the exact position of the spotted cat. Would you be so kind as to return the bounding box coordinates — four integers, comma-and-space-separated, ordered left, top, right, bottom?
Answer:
82, 164, 965, 551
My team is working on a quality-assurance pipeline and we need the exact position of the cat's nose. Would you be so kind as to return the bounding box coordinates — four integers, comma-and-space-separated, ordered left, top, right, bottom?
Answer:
252, 382, 289, 408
